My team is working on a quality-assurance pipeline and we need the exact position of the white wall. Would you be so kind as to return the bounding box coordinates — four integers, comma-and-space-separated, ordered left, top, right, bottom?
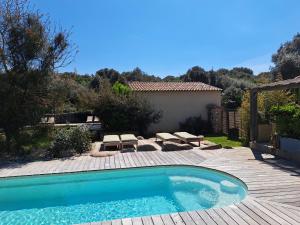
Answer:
137, 91, 221, 133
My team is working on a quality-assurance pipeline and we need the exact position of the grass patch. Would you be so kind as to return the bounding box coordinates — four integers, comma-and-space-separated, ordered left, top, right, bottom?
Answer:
22, 135, 52, 151
204, 135, 242, 148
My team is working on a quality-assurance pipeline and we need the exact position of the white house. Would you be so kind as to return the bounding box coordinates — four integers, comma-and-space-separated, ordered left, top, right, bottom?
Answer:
128, 82, 222, 133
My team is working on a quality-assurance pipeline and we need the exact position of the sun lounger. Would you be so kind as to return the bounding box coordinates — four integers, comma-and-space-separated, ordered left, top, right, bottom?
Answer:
41, 117, 48, 123
120, 134, 138, 150
47, 116, 55, 124
156, 132, 180, 143
93, 116, 100, 122
103, 135, 121, 150
86, 116, 94, 123
174, 132, 203, 146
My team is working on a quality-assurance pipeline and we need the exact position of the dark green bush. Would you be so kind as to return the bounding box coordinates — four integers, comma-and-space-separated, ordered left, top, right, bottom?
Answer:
94, 87, 161, 135
270, 103, 300, 139
50, 128, 73, 158
50, 126, 91, 158
70, 126, 91, 154
33, 124, 55, 139
179, 115, 212, 135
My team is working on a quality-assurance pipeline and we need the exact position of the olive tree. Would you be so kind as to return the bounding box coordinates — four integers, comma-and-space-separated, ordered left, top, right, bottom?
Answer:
0, 0, 74, 152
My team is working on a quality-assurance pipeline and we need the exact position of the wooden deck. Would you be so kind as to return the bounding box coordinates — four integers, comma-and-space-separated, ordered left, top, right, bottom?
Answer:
1, 147, 300, 225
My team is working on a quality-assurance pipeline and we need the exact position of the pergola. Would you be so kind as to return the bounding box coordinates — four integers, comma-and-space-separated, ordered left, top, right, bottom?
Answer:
250, 76, 300, 142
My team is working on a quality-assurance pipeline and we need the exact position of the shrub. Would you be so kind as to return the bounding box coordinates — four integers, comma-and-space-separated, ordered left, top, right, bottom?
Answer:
112, 81, 131, 95
270, 103, 300, 139
50, 128, 73, 158
179, 115, 211, 135
33, 124, 55, 139
70, 125, 91, 154
239, 90, 296, 145
94, 87, 161, 135
50, 126, 91, 158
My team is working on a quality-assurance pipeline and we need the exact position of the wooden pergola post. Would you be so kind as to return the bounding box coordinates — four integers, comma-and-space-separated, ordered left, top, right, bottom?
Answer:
250, 89, 258, 142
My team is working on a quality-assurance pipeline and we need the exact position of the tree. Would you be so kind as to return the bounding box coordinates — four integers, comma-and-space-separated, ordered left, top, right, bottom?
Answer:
112, 81, 131, 95
181, 66, 209, 83
255, 72, 273, 84
272, 33, 300, 80
122, 67, 161, 82
207, 70, 217, 86
93, 82, 161, 135
0, 0, 73, 152
222, 85, 244, 109
49, 75, 96, 114
232, 67, 253, 75
162, 75, 180, 82
95, 68, 121, 84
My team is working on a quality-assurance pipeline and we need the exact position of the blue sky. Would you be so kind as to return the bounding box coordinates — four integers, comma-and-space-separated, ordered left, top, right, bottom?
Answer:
31, 0, 300, 77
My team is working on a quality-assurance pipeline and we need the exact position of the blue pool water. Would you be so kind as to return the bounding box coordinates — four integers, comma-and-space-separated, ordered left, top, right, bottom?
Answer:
0, 166, 247, 225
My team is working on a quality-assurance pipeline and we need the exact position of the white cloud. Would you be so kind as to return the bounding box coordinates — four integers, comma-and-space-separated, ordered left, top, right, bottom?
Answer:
235, 53, 273, 74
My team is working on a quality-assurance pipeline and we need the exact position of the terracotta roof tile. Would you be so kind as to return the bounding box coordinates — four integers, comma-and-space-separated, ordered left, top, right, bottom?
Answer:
128, 82, 222, 92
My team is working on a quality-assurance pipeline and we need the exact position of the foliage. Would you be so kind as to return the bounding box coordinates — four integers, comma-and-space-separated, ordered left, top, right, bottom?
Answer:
270, 103, 300, 139
204, 135, 242, 148
222, 86, 244, 109
162, 75, 181, 82
181, 66, 208, 83
122, 67, 161, 82
60, 72, 93, 87
91, 67, 161, 88
69, 126, 91, 154
89, 75, 102, 91
20, 127, 53, 154
50, 126, 91, 158
95, 68, 122, 84
93, 85, 161, 135
48, 75, 96, 113
0, 0, 73, 152
50, 128, 73, 158
272, 33, 300, 80
179, 115, 211, 135
178, 66, 255, 109
112, 81, 131, 95
0, 125, 54, 158
239, 90, 295, 145
255, 72, 273, 84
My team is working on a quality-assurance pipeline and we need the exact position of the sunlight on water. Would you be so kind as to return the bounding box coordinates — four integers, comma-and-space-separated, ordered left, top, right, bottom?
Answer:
0, 166, 247, 225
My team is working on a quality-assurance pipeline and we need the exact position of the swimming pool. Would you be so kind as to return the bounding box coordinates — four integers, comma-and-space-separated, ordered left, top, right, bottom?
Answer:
0, 166, 247, 225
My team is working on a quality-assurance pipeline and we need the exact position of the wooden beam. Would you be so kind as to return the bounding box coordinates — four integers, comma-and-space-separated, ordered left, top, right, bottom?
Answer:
250, 90, 258, 142
251, 76, 300, 92
252, 83, 300, 92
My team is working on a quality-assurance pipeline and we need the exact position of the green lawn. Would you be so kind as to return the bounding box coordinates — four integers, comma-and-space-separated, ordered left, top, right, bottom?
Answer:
204, 135, 242, 148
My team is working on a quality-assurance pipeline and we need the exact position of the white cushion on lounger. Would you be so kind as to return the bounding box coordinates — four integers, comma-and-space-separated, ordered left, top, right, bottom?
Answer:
120, 134, 138, 141
174, 132, 197, 139
86, 116, 93, 122
156, 133, 179, 140
103, 135, 120, 143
